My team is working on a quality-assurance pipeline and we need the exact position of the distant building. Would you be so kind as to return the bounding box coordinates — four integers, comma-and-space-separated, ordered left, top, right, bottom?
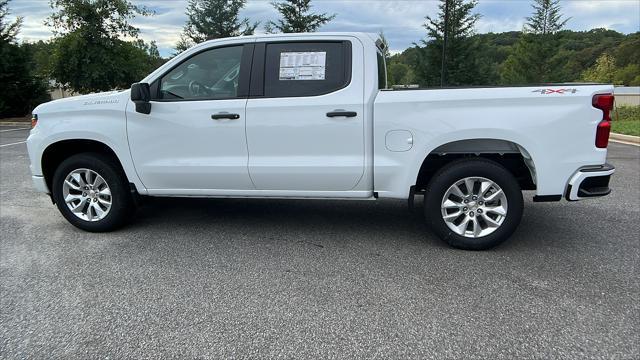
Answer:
48, 80, 76, 100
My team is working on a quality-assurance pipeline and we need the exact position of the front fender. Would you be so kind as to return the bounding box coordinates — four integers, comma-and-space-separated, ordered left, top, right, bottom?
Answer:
27, 112, 147, 195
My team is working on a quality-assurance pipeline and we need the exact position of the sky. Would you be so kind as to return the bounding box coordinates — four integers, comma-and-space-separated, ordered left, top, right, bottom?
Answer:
8, 0, 640, 57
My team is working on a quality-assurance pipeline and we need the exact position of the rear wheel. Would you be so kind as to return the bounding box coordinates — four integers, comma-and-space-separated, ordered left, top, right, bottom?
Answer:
52, 153, 134, 232
424, 158, 524, 250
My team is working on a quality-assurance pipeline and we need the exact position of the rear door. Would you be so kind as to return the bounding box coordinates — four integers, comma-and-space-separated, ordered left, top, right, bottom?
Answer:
245, 39, 365, 191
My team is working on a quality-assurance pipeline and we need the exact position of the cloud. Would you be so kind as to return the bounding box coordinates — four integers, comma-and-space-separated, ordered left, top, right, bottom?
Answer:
7, 0, 640, 57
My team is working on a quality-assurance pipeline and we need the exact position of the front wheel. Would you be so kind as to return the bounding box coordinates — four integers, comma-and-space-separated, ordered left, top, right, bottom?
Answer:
424, 158, 524, 250
52, 153, 134, 232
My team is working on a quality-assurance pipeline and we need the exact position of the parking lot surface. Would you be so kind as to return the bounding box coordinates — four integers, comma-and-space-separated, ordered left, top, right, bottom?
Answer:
1, 124, 639, 358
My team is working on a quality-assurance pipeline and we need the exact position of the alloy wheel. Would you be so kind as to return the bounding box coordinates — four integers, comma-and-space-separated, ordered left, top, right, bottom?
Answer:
440, 177, 508, 238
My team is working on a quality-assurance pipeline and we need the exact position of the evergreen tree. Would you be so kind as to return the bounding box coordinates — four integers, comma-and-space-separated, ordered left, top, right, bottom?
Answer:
0, 0, 50, 117
414, 0, 482, 86
525, 0, 569, 35
177, 0, 257, 52
500, 0, 569, 84
265, 0, 335, 33
0, 0, 21, 43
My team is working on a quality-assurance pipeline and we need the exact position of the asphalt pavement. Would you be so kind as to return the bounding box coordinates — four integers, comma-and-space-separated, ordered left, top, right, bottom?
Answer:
1, 124, 638, 359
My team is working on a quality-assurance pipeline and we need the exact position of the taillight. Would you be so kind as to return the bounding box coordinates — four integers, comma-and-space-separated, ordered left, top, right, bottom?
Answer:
595, 121, 611, 148
592, 94, 614, 148
31, 114, 38, 129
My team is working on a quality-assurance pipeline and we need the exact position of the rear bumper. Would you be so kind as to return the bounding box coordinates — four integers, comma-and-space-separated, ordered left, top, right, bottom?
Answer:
565, 163, 615, 201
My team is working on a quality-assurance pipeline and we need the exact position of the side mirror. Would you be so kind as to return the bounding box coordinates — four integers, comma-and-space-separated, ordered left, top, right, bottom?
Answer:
131, 82, 151, 114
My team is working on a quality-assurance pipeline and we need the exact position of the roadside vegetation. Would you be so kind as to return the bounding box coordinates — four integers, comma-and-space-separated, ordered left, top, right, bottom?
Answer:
613, 106, 640, 137
1, 0, 638, 118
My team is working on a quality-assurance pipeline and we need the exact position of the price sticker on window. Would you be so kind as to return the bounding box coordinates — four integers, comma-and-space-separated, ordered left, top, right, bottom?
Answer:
279, 51, 326, 80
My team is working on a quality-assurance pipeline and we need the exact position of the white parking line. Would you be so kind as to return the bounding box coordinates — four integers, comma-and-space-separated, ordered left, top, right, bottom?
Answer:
0, 128, 30, 133
0, 141, 26, 148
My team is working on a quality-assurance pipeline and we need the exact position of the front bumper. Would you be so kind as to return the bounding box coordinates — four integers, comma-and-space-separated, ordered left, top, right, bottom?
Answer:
565, 163, 615, 201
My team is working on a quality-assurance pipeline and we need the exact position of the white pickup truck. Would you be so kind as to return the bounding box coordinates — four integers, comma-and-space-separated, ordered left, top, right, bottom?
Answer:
27, 32, 616, 250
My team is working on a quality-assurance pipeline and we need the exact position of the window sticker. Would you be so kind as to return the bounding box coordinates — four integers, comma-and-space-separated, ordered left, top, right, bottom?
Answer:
279, 51, 326, 80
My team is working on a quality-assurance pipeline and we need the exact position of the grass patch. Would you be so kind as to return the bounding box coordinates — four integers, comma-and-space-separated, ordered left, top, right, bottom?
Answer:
612, 105, 640, 137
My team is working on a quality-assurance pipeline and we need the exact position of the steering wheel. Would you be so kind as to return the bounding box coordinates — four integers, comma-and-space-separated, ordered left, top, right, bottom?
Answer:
222, 66, 240, 93
224, 66, 240, 82
188, 80, 209, 97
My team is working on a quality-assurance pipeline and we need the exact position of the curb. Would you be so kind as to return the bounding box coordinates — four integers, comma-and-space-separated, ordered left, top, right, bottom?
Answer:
610, 132, 640, 146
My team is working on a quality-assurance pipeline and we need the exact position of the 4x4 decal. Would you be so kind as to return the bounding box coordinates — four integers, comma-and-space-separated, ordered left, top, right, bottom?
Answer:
532, 88, 578, 94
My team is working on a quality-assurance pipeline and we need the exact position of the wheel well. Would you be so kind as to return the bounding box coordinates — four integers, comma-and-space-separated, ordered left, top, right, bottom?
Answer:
415, 140, 536, 191
41, 139, 128, 193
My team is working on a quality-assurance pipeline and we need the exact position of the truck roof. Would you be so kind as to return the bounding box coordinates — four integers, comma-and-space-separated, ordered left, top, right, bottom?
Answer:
198, 32, 380, 47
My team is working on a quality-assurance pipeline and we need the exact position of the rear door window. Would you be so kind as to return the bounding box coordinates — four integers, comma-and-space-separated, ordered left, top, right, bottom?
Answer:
262, 41, 351, 98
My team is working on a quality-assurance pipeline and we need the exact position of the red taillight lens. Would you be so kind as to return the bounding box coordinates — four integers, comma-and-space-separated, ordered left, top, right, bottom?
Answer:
592, 94, 614, 148
592, 94, 614, 121
595, 120, 611, 148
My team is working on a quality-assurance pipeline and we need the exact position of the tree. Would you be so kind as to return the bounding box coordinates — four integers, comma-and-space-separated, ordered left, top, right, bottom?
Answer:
0, 0, 20, 43
380, 33, 417, 86
612, 33, 640, 85
613, 33, 640, 68
525, 0, 569, 35
581, 53, 618, 84
380, 27, 635, 87
265, 0, 335, 33
614, 64, 640, 86
0, 0, 50, 117
414, 0, 482, 86
21, 40, 55, 79
387, 63, 416, 86
500, 0, 569, 84
48, 0, 151, 38
47, 0, 159, 93
133, 39, 166, 69
176, 0, 257, 52
378, 30, 391, 62
580, 52, 640, 86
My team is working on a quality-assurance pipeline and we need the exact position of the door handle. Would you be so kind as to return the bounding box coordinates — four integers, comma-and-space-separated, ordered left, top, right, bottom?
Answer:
211, 112, 240, 120
326, 110, 357, 118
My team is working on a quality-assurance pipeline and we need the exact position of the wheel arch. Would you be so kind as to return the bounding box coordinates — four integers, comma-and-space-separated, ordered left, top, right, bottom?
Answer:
41, 139, 136, 198
415, 138, 537, 191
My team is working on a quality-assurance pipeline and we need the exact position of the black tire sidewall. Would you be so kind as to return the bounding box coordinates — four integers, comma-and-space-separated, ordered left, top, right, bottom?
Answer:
52, 153, 133, 232
425, 159, 524, 250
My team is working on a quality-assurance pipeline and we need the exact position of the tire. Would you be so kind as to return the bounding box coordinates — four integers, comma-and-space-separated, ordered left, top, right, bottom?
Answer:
424, 158, 524, 250
52, 152, 135, 232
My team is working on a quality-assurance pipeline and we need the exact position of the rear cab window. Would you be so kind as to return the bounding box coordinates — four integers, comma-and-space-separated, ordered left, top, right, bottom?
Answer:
377, 51, 387, 90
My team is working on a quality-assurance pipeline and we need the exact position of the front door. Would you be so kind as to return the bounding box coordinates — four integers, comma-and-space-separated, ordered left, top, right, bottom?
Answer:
245, 39, 365, 191
127, 44, 254, 193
